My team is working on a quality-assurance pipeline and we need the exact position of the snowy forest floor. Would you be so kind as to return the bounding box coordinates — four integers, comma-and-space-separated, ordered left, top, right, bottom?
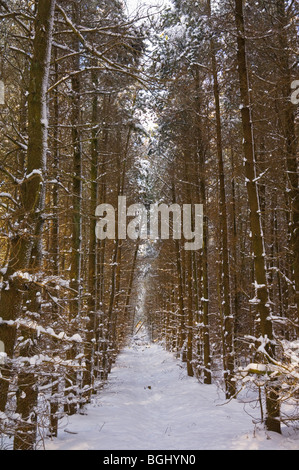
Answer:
45, 329, 299, 451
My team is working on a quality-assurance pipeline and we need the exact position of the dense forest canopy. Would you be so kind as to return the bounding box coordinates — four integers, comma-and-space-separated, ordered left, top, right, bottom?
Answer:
0, 0, 298, 450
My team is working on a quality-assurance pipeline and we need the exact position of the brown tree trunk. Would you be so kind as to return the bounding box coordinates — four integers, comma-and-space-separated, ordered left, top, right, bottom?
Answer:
64, 3, 82, 416
0, 0, 56, 417
276, 0, 299, 324
234, 0, 280, 433
208, 0, 235, 397
83, 69, 99, 401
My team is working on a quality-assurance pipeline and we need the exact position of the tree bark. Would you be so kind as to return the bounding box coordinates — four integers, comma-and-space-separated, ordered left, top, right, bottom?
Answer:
0, 0, 56, 418
208, 0, 235, 397
65, 2, 82, 416
234, 0, 280, 433
83, 69, 99, 400
276, 0, 299, 324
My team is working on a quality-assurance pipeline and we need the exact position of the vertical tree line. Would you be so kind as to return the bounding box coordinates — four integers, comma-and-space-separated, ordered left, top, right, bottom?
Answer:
0, 0, 298, 449
0, 0, 145, 449
145, 0, 298, 434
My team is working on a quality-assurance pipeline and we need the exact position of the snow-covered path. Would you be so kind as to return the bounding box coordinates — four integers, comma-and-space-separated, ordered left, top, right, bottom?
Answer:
46, 331, 299, 451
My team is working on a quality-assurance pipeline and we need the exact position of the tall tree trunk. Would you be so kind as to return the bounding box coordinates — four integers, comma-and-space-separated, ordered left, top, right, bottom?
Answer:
183, 150, 195, 377
234, 0, 280, 433
95, 95, 109, 381
186, 250, 194, 377
106, 128, 129, 370
194, 67, 212, 385
51, 48, 60, 283
172, 179, 186, 358
48, 46, 60, 437
65, 3, 82, 416
13, 289, 39, 450
276, 0, 299, 324
83, 70, 99, 400
208, 0, 235, 397
124, 242, 140, 319
0, 0, 56, 417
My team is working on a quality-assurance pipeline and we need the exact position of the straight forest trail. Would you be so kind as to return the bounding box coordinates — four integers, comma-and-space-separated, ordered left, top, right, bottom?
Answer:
45, 329, 299, 451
